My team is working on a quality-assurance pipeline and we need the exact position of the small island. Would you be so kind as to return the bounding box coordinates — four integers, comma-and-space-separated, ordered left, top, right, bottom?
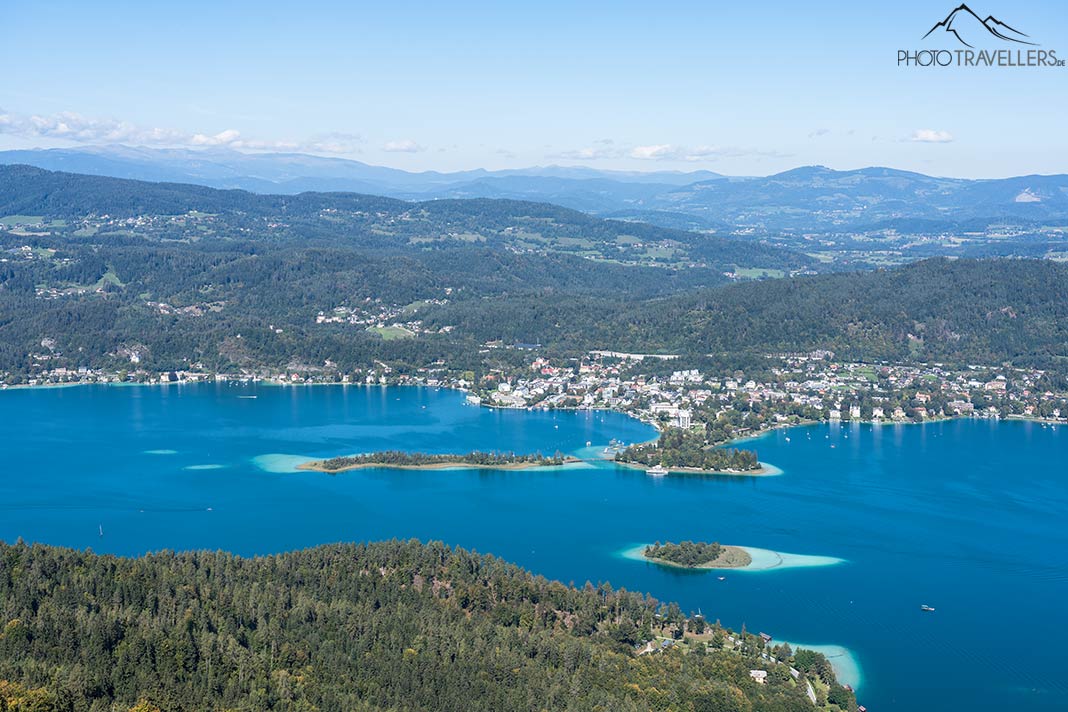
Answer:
616, 428, 765, 474
299, 450, 579, 473
643, 541, 753, 569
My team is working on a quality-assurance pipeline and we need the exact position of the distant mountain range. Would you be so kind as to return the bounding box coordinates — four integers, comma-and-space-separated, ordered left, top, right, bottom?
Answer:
0, 145, 722, 213
2, 146, 1067, 232
649, 166, 1068, 231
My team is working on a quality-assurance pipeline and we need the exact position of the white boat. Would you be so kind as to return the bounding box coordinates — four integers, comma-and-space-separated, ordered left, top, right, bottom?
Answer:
646, 465, 669, 477
920, 604, 936, 612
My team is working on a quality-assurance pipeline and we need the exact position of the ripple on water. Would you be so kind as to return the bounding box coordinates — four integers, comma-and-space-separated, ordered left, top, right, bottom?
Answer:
143, 449, 178, 455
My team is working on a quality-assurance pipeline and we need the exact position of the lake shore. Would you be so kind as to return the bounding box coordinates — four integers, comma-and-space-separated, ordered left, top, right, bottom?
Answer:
771, 640, 863, 691
4, 378, 1063, 435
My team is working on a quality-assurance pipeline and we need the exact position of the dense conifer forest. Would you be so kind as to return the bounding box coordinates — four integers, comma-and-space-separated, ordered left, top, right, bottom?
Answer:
0, 540, 854, 712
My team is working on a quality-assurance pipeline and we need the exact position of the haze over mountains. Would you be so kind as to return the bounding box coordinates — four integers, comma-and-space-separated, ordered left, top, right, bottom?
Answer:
4, 146, 1068, 232
0, 145, 722, 207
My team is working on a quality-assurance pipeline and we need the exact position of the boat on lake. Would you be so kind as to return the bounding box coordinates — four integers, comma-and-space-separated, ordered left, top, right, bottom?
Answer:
921, 604, 936, 612
647, 465, 669, 477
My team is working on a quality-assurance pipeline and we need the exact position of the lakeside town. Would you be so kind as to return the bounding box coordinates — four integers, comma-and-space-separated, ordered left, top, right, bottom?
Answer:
6, 347, 1066, 447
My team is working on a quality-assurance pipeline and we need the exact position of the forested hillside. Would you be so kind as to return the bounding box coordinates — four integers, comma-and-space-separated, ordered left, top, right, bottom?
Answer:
421, 258, 1068, 367
0, 540, 851, 712
3, 167, 1068, 382
0, 165, 808, 271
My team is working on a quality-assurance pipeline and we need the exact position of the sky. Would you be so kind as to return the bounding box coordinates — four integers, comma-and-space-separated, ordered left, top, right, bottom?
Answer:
1, 0, 1066, 177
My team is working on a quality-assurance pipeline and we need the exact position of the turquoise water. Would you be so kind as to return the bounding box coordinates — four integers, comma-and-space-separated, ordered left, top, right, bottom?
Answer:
1, 383, 1066, 710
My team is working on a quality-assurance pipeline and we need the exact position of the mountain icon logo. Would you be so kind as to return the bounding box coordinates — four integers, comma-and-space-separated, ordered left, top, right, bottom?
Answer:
923, 4, 1037, 48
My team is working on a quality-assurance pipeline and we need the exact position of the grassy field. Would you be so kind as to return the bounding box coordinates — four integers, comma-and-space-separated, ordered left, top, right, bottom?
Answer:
0, 215, 44, 226
367, 324, 415, 340
95, 268, 126, 290
856, 366, 878, 383
734, 267, 785, 279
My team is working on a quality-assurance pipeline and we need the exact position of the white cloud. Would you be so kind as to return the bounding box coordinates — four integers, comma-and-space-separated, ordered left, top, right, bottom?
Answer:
628, 143, 786, 162
14, 110, 189, 145
382, 139, 425, 153
910, 129, 954, 143
553, 141, 782, 163
191, 129, 244, 146
554, 145, 621, 160
0, 107, 363, 154
630, 144, 675, 160
301, 132, 364, 154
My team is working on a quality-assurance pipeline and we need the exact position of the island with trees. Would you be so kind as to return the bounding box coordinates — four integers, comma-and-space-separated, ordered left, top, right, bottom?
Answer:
643, 541, 754, 569
299, 449, 578, 473
615, 428, 764, 474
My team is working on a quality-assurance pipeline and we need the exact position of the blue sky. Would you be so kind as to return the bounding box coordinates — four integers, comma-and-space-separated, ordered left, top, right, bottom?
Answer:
1, 0, 1066, 177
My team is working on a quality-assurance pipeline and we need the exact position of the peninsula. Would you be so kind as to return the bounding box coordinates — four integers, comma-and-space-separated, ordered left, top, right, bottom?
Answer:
643, 541, 753, 569
299, 450, 578, 473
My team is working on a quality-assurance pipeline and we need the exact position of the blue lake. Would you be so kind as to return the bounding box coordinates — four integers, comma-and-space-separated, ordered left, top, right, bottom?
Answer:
1, 383, 1066, 711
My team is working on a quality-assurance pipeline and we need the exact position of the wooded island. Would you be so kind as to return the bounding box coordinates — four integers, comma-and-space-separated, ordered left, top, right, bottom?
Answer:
300, 450, 576, 473
616, 429, 762, 473
644, 541, 754, 569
